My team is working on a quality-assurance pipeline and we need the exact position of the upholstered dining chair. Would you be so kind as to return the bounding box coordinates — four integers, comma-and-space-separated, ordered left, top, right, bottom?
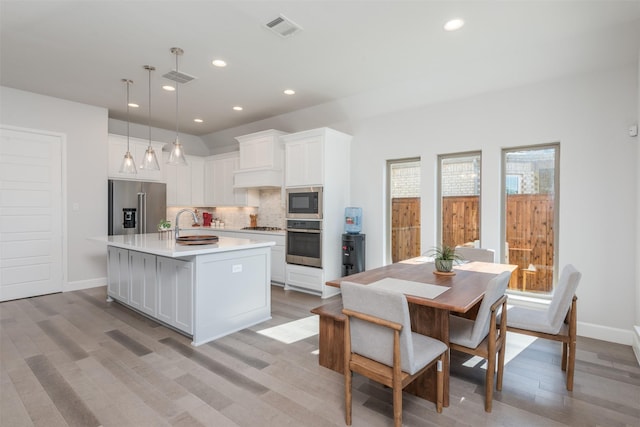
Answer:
341, 281, 448, 427
455, 247, 496, 263
448, 271, 511, 412
503, 264, 582, 390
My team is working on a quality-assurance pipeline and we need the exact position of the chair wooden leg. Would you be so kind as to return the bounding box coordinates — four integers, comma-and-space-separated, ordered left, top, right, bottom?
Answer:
567, 339, 576, 391
496, 344, 505, 391
345, 369, 352, 425
561, 342, 568, 371
436, 356, 444, 413
393, 379, 402, 427
485, 352, 495, 412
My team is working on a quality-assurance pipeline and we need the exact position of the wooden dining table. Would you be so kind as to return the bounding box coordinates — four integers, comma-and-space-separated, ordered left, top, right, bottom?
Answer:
325, 257, 518, 407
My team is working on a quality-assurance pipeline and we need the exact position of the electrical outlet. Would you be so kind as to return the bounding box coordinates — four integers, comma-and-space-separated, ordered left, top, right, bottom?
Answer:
629, 124, 638, 137
232, 264, 242, 273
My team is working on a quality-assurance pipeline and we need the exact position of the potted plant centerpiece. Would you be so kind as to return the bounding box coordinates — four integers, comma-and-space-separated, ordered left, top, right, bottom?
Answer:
427, 245, 463, 273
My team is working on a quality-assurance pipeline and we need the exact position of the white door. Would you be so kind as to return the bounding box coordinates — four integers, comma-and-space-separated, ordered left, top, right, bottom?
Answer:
0, 126, 63, 301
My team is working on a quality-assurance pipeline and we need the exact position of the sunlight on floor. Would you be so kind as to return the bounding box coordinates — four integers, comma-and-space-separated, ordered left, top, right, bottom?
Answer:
461, 332, 538, 369
257, 315, 319, 344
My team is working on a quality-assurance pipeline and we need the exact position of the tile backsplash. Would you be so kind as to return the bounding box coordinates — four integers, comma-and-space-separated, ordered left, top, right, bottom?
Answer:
165, 188, 285, 230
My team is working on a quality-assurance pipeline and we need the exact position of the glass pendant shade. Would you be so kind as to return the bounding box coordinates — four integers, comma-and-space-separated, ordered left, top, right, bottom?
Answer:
140, 65, 160, 171
120, 151, 137, 174
141, 145, 160, 170
168, 138, 188, 166
119, 78, 137, 174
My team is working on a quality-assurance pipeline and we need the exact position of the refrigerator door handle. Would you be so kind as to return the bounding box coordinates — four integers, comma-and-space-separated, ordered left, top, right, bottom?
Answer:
138, 192, 146, 234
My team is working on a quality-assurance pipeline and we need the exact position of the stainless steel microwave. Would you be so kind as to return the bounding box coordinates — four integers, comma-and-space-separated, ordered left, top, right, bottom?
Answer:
286, 187, 323, 219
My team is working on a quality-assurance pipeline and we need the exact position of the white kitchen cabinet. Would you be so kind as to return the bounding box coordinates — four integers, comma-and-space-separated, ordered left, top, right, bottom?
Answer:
190, 156, 205, 206
283, 136, 324, 187
108, 134, 165, 182
107, 246, 130, 303
128, 250, 157, 316
157, 256, 194, 334
205, 152, 258, 206
164, 153, 198, 207
282, 128, 352, 298
270, 244, 285, 284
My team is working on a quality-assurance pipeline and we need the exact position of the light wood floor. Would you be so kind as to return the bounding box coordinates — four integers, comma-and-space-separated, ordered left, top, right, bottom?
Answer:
1, 285, 639, 427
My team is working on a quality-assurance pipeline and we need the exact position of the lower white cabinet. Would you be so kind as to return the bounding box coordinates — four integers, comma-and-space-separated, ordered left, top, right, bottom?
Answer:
128, 251, 157, 316
271, 244, 285, 284
157, 256, 194, 334
107, 247, 130, 303
285, 263, 340, 298
107, 248, 194, 335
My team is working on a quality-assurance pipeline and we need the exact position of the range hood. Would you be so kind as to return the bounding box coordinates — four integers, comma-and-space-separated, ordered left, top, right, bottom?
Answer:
233, 129, 288, 189
233, 168, 283, 189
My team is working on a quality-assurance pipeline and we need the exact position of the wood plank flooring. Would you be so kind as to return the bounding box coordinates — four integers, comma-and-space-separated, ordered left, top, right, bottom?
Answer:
1, 285, 639, 426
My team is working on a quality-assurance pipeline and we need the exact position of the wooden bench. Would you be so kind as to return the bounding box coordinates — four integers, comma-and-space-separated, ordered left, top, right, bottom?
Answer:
311, 298, 346, 374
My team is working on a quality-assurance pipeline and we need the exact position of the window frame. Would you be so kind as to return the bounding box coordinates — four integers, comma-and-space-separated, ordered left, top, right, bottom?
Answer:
500, 142, 560, 297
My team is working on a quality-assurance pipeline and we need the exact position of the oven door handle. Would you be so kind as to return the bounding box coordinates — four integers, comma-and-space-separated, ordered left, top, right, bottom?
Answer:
287, 229, 321, 234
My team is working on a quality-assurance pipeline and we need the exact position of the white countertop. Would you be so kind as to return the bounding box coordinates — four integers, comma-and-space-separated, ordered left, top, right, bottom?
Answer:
95, 233, 276, 258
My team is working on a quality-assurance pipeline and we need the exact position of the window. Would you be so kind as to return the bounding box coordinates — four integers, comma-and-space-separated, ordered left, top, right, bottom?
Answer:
502, 144, 559, 295
387, 159, 421, 263
438, 152, 481, 248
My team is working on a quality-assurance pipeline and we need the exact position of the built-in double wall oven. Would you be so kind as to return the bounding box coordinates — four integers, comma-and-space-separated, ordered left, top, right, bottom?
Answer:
285, 187, 323, 268
286, 219, 322, 268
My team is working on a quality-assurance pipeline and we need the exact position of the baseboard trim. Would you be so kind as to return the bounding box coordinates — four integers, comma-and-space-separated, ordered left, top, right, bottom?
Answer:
64, 277, 106, 292
577, 321, 633, 346
632, 325, 640, 366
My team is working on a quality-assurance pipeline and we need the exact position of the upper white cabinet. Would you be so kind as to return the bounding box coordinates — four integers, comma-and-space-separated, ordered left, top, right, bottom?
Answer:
234, 129, 288, 188
164, 152, 195, 206
283, 127, 350, 188
190, 156, 205, 206
205, 152, 259, 207
284, 137, 324, 187
108, 134, 165, 182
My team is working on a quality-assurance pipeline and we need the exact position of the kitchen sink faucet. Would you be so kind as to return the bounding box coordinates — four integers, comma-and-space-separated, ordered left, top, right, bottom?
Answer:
175, 209, 198, 239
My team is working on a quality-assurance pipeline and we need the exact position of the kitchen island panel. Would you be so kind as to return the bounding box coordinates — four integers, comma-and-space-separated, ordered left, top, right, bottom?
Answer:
193, 247, 271, 346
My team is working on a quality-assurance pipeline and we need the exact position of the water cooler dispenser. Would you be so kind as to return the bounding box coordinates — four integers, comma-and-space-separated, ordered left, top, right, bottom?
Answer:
342, 207, 365, 276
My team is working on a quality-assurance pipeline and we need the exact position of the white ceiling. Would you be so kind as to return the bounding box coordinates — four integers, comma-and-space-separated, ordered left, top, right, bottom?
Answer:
2, 1, 639, 139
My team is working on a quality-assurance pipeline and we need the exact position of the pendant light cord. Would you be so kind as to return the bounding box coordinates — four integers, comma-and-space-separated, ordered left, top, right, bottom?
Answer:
175, 51, 180, 140
147, 67, 152, 145
125, 79, 131, 152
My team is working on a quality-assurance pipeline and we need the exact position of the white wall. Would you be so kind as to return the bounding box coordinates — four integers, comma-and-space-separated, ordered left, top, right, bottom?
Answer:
350, 65, 638, 344
206, 64, 639, 344
0, 86, 108, 289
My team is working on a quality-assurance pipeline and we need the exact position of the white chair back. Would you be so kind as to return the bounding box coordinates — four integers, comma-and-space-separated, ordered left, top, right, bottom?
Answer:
547, 264, 581, 332
455, 247, 496, 263
467, 271, 511, 347
341, 281, 416, 373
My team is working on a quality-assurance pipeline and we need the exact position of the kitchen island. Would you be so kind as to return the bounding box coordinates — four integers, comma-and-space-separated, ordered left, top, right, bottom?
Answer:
96, 233, 275, 346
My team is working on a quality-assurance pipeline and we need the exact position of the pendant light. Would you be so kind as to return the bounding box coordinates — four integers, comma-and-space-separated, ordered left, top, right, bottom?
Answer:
167, 47, 188, 166
119, 79, 137, 174
140, 65, 160, 171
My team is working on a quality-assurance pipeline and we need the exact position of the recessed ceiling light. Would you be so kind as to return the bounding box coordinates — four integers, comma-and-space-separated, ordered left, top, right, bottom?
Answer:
212, 59, 227, 67
233, 106, 243, 111
162, 85, 175, 91
283, 89, 295, 95
128, 103, 139, 108
194, 118, 203, 123
444, 18, 464, 31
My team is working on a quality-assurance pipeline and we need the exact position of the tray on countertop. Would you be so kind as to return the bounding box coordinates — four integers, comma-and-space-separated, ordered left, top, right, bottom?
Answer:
176, 235, 219, 245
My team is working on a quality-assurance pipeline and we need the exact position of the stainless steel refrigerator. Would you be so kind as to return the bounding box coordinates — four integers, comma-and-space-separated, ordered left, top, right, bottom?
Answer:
108, 179, 167, 235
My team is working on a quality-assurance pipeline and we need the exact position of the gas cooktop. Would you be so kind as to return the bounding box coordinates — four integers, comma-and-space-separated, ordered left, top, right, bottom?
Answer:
241, 226, 283, 231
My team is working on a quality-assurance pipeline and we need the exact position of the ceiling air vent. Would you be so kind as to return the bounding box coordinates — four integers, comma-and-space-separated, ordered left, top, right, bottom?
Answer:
265, 14, 302, 38
163, 70, 196, 84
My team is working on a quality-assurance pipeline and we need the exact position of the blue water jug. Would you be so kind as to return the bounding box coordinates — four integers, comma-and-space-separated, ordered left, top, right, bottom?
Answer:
344, 207, 362, 234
